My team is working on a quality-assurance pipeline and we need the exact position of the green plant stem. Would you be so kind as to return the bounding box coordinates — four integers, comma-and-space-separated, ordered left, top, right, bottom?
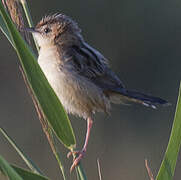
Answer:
48, 130, 67, 180
20, 0, 39, 52
71, 149, 87, 180
75, 164, 87, 180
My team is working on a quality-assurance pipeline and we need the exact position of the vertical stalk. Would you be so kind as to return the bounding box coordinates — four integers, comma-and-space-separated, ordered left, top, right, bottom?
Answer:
71, 149, 87, 180
20, 0, 39, 51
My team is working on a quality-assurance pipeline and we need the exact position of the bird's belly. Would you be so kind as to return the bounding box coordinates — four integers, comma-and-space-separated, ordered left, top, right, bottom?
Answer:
38, 55, 110, 119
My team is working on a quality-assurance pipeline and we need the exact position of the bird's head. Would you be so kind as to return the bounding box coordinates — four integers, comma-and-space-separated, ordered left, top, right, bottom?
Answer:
28, 14, 82, 48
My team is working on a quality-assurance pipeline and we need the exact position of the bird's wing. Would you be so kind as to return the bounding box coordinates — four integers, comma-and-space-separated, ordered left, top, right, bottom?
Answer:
62, 42, 125, 92
61, 42, 169, 108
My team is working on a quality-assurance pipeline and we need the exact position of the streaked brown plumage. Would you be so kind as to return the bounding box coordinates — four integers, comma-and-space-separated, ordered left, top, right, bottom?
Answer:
28, 13, 169, 171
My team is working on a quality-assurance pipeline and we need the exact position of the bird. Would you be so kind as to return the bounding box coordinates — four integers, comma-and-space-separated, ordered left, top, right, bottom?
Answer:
27, 13, 169, 171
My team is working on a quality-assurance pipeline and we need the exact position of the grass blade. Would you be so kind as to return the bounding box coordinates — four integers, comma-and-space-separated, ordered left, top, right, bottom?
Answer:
0, 1, 76, 149
0, 127, 42, 174
0, 156, 23, 180
156, 83, 181, 180
12, 165, 50, 180
0, 12, 13, 46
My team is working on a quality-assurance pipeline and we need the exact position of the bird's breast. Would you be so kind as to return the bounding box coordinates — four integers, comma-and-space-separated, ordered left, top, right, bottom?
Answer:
38, 47, 110, 118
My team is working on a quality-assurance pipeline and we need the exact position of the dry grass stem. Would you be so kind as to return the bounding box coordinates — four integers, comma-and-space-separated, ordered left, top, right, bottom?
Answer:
97, 158, 103, 180
145, 159, 154, 180
3, 0, 30, 43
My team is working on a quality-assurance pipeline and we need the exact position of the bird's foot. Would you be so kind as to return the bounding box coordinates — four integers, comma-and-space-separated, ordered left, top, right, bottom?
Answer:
67, 149, 86, 172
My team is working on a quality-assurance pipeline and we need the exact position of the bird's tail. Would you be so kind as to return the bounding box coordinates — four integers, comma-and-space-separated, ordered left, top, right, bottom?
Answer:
109, 89, 169, 109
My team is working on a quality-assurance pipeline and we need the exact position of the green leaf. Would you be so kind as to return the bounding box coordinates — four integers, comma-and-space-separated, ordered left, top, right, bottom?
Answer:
0, 156, 23, 180
0, 127, 42, 175
12, 165, 50, 180
0, 11, 13, 47
156, 83, 181, 180
0, 1, 76, 148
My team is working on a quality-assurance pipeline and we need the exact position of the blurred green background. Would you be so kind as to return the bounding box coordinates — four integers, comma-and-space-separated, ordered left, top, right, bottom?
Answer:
0, 0, 180, 179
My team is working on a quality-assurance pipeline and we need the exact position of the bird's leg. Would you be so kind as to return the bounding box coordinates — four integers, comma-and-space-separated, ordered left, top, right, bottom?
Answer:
67, 117, 93, 172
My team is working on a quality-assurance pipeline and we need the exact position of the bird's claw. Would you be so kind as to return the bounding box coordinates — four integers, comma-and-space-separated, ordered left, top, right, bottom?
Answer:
67, 150, 80, 159
67, 150, 85, 172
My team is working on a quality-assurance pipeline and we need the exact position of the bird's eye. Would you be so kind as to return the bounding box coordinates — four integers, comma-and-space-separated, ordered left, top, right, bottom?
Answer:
44, 27, 51, 34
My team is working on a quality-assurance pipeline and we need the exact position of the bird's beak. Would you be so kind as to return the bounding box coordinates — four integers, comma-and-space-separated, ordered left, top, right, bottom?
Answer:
26, 27, 39, 33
